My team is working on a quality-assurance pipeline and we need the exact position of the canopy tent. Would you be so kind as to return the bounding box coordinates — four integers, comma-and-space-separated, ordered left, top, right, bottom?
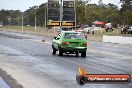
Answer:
94, 21, 104, 25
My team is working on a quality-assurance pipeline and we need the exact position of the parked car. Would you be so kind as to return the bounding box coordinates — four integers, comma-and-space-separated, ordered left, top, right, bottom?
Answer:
105, 23, 113, 32
83, 27, 94, 34
127, 26, 132, 34
72, 30, 88, 39
52, 31, 87, 57
121, 25, 132, 34
55, 26, 62, 33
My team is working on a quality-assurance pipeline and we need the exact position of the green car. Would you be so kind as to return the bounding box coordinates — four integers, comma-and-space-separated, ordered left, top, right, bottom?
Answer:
52, 31, 87, 57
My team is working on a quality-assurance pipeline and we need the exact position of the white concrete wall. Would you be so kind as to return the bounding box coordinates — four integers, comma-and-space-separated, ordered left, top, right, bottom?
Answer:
103, 35, 132, 44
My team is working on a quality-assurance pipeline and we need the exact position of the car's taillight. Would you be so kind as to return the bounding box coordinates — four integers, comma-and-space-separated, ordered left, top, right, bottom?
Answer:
62, 42, 68, 45
81, 42, 87, 46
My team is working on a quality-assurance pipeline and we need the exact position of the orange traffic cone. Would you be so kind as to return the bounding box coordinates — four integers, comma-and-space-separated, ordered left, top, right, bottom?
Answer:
42, 37, 45, 42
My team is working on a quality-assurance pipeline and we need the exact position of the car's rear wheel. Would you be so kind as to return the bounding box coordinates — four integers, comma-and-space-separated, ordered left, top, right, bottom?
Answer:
75, 51, 79, 57
121, 30, 123, 34
52, 45, 56, 55
59, 48, 63, 56
81, 51, 86, 57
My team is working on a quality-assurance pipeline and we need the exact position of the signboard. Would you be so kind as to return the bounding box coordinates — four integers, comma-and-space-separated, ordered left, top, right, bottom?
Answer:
8, 18, 11, 22
47, 21, 60, 26
47, 0, 75, 27
47, 21, 75, 26
48, 0, 60, 21
61, 21, 75, 26
63, 0, 75, 21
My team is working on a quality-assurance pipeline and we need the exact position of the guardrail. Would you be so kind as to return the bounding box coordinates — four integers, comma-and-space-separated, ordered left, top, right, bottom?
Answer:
103, 35, 132, 45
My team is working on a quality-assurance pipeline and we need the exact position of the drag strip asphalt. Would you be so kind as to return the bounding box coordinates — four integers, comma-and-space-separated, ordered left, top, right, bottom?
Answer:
0, 30, 132, 88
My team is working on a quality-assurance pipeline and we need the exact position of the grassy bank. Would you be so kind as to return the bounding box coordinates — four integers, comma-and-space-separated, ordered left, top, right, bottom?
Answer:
0, 26, 57, 37
1, 26, 41, 31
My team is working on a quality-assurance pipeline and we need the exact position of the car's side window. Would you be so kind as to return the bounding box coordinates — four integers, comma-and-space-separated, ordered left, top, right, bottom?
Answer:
56, 33, 62, 39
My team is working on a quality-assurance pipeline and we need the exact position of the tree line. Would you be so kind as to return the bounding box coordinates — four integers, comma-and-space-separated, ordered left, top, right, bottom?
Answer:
0, 0, 131, 27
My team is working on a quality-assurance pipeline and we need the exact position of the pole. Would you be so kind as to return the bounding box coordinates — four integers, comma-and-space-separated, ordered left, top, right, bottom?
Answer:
60, 0, 63, 28
10, 18, 11, 26
85, 0, 86, 24
22, 12, 24, 32
45, 5, 47, 27
35, 12, 37, 31
47, 1, 48, 23
74, 0, 77, 30
85, 0, 90, 24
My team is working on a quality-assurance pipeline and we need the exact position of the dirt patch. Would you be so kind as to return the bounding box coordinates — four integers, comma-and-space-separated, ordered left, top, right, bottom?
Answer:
87, 34, 103, 42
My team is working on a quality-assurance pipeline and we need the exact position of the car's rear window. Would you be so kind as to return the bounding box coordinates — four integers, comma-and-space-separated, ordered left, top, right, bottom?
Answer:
64, 33, 85, 39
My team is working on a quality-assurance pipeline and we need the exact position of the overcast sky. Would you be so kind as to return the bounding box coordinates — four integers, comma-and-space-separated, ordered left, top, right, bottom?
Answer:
0, 0, 121, 11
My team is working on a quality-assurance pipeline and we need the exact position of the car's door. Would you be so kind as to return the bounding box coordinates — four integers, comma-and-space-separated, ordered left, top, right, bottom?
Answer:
53, 33, 62, 50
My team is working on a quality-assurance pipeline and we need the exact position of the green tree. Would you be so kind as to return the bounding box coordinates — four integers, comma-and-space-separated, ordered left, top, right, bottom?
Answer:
76, 0, 85, 25
37, 3, 47, 26
120, 0, 132, 25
